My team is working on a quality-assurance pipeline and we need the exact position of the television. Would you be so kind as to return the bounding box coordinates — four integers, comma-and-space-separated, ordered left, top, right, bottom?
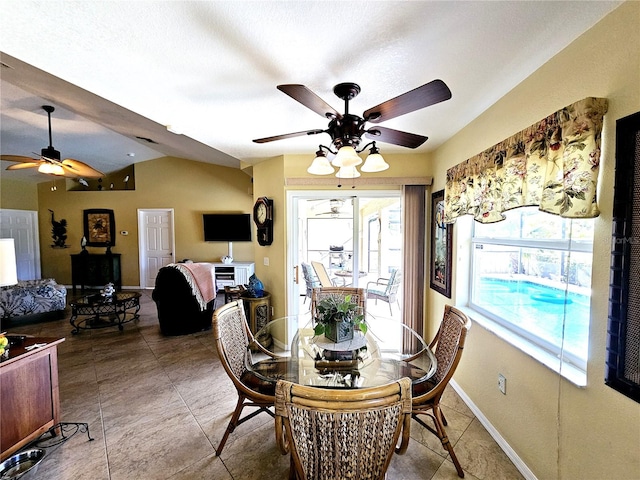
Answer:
203, 213, 252, 242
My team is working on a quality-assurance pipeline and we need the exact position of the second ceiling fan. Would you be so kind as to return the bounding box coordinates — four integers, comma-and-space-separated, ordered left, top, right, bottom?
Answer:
1, 105, 104, 179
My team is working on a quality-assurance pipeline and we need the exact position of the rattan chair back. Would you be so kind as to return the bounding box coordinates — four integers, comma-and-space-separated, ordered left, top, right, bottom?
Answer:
411, 304, 471, 477
275, 377, 412, 480
311, 286, 366, 319
212, 300, 276, 455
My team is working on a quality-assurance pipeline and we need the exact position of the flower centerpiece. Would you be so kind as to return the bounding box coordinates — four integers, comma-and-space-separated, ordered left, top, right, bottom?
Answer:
313, 294, 367, 343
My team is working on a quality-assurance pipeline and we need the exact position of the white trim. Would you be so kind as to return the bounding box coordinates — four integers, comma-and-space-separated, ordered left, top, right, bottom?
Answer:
449, 379, 539, 480
458, 306, 587, 386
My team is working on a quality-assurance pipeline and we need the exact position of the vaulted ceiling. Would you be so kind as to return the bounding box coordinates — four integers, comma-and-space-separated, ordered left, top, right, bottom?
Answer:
0, 1, 622, 183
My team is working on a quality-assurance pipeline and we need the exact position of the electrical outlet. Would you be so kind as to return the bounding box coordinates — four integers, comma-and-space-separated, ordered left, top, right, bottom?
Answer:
498, 373, 507, 395
263, 257, 269, 266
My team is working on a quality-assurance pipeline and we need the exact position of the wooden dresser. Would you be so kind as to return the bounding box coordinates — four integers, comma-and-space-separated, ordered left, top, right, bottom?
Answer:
0, 337, 64, 461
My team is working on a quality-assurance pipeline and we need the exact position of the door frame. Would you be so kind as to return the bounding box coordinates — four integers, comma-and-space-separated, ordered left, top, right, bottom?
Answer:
137, 208, 175, 289
286, 190, 401, 316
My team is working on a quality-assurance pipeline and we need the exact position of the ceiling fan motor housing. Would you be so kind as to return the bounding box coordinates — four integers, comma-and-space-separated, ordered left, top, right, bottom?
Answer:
328, 114, 366, 149
41, 146, 61, 161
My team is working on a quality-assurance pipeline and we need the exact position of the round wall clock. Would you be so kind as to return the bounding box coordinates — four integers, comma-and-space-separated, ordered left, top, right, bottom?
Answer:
253, 197, 273, 246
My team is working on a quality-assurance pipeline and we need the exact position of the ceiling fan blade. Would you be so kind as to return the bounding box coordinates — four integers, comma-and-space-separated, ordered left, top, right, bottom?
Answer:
277, 85, 341, 119
6, 162, 41, 170
1, 154, 39, 163
365, 126, 428, 149
253, 129, 325, 144
60, 158, 104, 178
363, 79, 452, 123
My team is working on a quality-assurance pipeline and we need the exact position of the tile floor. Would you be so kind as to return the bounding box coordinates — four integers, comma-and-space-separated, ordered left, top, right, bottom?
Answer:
7, 290, 524, 480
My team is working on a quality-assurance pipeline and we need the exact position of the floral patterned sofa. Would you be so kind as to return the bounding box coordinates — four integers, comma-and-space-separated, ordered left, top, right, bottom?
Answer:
0, 279, 67, 324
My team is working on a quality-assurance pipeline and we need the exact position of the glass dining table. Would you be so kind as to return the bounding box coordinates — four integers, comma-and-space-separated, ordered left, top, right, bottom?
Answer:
245, 314, 436, 390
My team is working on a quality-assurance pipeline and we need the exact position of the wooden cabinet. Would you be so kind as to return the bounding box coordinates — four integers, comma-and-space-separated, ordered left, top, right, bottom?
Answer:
71, 253, 121, 294
211, 262, 255, 291
0, 337, 64, 461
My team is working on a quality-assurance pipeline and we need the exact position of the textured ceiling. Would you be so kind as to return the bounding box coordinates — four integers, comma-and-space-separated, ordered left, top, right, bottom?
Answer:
0, 1, 622, 183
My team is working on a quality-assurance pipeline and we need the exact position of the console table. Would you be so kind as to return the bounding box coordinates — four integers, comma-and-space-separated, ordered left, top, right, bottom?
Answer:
71, 253, 121, 294
211, 262, 254, 291
0, 337, 64, 461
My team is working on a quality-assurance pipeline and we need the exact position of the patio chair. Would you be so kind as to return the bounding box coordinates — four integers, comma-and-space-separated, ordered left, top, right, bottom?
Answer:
212, 299, 279, 455
311, 261, 340, 287
411, 305, 471, 478
366, 268, 402, 315
300, 262, 320, 305
275, 377, 413, 480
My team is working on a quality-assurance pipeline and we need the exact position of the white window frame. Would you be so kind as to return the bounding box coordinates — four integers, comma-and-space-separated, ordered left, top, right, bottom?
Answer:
468, 210, 593, 385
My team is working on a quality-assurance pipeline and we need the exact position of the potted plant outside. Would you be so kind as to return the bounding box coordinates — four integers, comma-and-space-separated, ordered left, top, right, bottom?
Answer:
313, 294, 367, 343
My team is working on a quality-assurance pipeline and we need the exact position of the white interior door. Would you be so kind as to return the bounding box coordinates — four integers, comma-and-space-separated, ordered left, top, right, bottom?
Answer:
138, 209, 175, 289
0, 209, 41, 280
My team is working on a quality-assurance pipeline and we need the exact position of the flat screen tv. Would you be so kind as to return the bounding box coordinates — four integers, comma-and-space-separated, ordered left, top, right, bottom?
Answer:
203, 213, 252, 242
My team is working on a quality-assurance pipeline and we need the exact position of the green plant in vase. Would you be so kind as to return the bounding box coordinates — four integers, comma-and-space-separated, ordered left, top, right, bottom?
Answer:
313, 294, 367, 342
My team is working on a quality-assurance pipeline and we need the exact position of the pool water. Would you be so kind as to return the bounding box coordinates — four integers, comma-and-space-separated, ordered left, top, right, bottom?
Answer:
473, 277, 589, 360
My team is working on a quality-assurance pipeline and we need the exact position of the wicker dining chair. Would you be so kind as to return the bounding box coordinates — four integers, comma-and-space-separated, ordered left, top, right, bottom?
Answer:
311, 286, 366, 319
212, 299, 279, 456
275, 377, 413, 480
411, 305, 471, 478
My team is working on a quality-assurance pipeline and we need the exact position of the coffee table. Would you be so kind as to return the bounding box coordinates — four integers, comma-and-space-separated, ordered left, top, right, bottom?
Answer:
70, 292, 141, 334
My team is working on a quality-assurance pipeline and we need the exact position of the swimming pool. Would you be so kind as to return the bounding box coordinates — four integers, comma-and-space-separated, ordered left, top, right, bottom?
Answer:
473, 277, 590, 360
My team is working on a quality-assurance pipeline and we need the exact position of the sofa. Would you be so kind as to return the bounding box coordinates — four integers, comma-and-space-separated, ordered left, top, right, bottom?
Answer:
152, 264, 216, 336
0, 278, 67, 325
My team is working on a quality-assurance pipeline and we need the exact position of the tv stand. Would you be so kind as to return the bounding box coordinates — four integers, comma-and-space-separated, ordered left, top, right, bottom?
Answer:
212, 262, 255, 291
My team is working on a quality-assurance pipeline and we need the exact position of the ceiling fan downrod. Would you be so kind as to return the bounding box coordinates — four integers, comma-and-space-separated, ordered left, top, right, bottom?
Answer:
41, 105, 61, 161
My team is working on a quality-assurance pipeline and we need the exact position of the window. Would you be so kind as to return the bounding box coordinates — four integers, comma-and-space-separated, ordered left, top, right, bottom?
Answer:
470, 207, 594, 372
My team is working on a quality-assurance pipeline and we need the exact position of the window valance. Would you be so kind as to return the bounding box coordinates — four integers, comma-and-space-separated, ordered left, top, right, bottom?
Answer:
444, 97, 608, 223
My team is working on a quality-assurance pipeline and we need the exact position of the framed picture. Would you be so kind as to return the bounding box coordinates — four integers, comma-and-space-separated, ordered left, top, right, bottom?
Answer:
430, 189, 452, 298
83, 209, 115, 247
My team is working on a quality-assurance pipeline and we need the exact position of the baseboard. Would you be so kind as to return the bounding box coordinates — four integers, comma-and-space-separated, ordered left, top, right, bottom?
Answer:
449, 379, 538, 480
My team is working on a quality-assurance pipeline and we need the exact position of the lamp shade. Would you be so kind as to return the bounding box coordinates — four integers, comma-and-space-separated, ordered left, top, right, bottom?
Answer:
332, 146, 362, 168
360, 152, 389, 172
307, 155, 335, 175
38, 163, 65, 175
335, 165, 361, 179
0, 238, 18, 287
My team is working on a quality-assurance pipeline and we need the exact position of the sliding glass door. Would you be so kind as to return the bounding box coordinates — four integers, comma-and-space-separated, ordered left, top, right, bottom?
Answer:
287, 191, 402, 319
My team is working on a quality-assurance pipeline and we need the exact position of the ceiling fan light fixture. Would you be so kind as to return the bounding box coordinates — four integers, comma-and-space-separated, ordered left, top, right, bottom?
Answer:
360, 143, 389, 172
361, 152, 389, 172
307, 150, 335, 175
335, 165, 361, 179
38, 162, 65, 175
332, 146, 362, 168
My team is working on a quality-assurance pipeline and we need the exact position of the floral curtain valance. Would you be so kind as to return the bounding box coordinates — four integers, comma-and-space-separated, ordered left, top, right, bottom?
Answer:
444, 97, 608, 223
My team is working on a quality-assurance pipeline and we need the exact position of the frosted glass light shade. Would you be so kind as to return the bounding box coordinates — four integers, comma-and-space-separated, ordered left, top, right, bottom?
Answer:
38, 163, 65, 175
332, 146, 362, 168
335, 165, 361, 178
307, 155, 335, 175
0, 238, 18, 286
360, 153, 389, 172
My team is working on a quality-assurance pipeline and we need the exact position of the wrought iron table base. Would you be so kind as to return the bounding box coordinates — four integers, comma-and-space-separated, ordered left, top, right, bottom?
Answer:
70, 294, 141, 334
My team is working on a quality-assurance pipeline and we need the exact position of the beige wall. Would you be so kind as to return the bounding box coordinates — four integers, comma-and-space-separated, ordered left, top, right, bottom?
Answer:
30, 156, 254, 286
0, 177, 38, 210
428, 3, 640, 479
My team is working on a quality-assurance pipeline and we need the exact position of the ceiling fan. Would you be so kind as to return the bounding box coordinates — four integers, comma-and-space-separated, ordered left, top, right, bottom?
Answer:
1, 105, 104, 178
313, 199, 346, 217
253, 80, 452, 177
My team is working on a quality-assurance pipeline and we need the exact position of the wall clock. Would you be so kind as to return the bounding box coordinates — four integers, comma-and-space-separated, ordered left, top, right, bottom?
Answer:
253, 196, 273, 246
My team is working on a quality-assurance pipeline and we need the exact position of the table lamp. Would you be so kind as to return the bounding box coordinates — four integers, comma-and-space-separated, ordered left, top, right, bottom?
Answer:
0, 238, 18, 287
